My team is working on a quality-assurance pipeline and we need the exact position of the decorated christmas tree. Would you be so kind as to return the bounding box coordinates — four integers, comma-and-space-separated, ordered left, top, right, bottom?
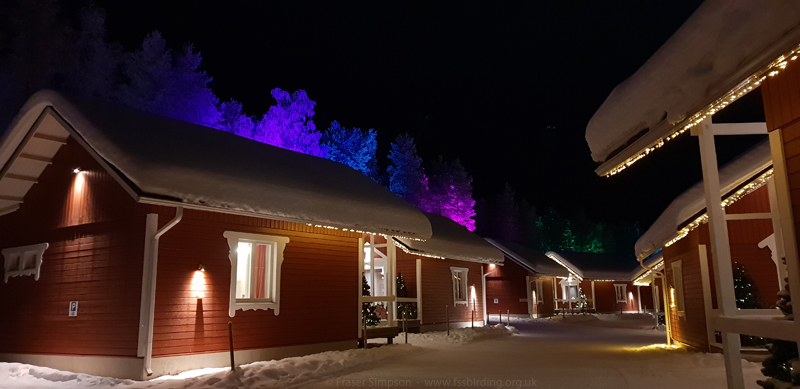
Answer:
362, 274, 380, 327
396, 272, 416, 319
734, 263, 762, 310
757, 270, 799, 388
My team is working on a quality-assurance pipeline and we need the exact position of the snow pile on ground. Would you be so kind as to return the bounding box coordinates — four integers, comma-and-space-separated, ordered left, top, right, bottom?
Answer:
0, 345, 419, 389
534, 313, 663, 330
395, 323, 518, 345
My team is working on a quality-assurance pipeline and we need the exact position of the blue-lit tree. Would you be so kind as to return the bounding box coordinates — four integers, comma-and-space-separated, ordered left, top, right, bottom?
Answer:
219, 100, 255, 138
119, 31, 222, 129
387, 134, 430, 210
428, 157, 476, 231
321, 121, 379, 180
253, 88, 328, 158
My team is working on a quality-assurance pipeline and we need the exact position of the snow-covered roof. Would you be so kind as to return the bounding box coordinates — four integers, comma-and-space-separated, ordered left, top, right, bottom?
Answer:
395, 213, 503, 264
630, 251, 664, 283
636, 140, 772, 259
586, 1, 800, 176
0, 90, 432, 239
484, 239, 569, 277
545, 251, 640, 281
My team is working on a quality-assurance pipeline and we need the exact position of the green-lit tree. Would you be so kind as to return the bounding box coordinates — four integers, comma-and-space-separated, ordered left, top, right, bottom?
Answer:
362, 274, 379, 327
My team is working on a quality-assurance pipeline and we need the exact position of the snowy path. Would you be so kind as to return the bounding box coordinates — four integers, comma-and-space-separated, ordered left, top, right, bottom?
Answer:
0, 315, 767, 388
305, 315, 764, 389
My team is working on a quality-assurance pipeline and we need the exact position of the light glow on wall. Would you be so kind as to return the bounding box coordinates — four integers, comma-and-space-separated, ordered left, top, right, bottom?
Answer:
629, 291, 634, 301
670, 287, 676, 308
191, 269, 206, 299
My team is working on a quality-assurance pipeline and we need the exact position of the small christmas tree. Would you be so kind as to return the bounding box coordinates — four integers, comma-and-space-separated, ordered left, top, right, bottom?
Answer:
575, 288, 588, 310
757, 269, 799, 388
734, 263, 762, 310
362, 274, 380, 327
396, 272, 416, 319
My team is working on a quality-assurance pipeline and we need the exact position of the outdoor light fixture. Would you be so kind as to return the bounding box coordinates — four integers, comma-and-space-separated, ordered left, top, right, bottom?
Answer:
198, 264, 204, 272
73, 168, 81, 174
192, 266, 206, 299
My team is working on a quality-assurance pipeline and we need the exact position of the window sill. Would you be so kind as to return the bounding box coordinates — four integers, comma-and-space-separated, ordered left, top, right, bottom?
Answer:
454, 301, 469, 307
232, 300, 279, 316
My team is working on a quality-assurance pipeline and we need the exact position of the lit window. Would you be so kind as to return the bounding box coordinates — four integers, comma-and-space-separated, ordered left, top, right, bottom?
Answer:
450, 267, 469, 306
535, 280, 544, 304
671, 260, 685, 316
614, 284, 627, 303
3, 243, 49, 283
223, 231, 290, 317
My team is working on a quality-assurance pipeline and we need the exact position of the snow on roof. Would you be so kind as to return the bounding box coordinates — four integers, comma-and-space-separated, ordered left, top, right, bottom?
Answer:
484, 239, 569, 277
630, 251, 663, 282
1, 90, 432, 239
586, 1, 800, 176
545, 251, 640, 281
395, 213, 503, 264
636, 140, 772, 259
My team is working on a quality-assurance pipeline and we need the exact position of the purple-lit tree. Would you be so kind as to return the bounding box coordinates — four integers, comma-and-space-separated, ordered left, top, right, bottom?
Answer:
387, 134, 430, 210
219, 100, 255, 138
321, 121, 379, 180
119, 31, 222, 128
253, 88, 328, 158
428, 157, 476, 231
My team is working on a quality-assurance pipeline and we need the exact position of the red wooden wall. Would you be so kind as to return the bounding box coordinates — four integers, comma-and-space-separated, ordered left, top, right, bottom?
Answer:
420, 258, 484, 324
0, 138, 144, 357
147, 205, 361, 357
485, 259, 534, 315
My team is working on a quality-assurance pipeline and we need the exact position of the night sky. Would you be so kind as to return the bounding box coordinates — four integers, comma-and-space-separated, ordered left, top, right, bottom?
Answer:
63, 1, 766, 230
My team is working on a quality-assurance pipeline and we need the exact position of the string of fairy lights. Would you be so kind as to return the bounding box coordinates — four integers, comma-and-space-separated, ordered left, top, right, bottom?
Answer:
633, 260, 665, 286
661, 167, 774, 249
604, 44, 800, 177
305, 223, 425, 242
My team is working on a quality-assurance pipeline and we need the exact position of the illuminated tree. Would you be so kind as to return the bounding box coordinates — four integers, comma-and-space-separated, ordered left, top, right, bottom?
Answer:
321, 121, 379, 180
252, 88, 327, 157
218, 100, 255, 138
428, 157, 476, 231
758, 272, 798, 388
120, 31, 222, 129
396, 272, 416, 319
387, 134, 430, 210
362, 274, 380, 327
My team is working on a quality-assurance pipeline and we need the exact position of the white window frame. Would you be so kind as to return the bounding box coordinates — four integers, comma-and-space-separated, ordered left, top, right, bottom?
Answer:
614, 284, 627, 303
450, 267, 469, 306
671, 260, 686, 317
3, 243, 49, 283
535, 280, 544, 304
224, 231, 289, 317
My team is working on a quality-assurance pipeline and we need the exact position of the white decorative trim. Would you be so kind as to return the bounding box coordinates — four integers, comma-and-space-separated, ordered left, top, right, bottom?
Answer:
2, 243, 48, 282
223, 231, 289, 317
450, 266, 469, 306
613, 284, 627, 303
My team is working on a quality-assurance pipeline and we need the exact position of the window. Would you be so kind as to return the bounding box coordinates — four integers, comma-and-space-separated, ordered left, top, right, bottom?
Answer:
614, 284, 627, 303
223, 231, 289, 317
671, 260, 685, 316
535, 280, 544, 304
450, 267, 469, 306
3, 243, 49, 283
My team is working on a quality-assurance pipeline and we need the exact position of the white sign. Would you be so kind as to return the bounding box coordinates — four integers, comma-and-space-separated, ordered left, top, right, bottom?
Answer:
69, 301, 78, 317
493, 298, 499, 304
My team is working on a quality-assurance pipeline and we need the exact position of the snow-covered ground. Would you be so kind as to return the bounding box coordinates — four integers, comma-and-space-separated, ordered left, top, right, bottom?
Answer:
0, 314, 767, 388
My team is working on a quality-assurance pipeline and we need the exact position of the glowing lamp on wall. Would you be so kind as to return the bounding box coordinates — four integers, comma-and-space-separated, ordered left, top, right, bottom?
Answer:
192, 265, 206, 299
73, 168, 81, 174
470, 285, 477, 305
670, 287, 676, 308
629, 291, 634, 301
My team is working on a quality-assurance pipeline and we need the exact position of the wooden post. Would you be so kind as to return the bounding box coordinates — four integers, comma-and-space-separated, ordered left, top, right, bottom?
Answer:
446, 305, 450, 336
506, 310, 510, 326
472, 308, 475, 328
403, 310, 408, 344
228, 321, 235, 372
499, 310, 502, 325
694, 118, 744, 389
362, 311, 367, 348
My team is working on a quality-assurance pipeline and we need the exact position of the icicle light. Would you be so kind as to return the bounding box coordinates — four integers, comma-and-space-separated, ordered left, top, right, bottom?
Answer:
633, 260, 664, 285
545, 254, 583, 281
604, 44, 800, 177
304, 223, 426, 242
663, 168, 773, 249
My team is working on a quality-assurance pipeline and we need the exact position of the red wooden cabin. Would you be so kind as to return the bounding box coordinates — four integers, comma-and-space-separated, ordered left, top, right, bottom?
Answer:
483, 239, 568, 319
543, 251, 655, 314
392, 213, 504, 332
0, 91, 432, 379
636, 142, 779, 351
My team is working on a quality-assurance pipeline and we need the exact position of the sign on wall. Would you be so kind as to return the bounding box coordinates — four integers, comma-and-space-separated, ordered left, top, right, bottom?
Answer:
493, 299, 499, 304
69, 301, 78, 317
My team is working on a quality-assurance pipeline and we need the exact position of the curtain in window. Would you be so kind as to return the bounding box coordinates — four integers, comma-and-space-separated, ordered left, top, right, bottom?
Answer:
254, 244, 268, 299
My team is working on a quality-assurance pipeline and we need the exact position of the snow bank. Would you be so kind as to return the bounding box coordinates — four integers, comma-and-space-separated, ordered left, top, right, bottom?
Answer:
534, 313, 663, 330
0, 345, 419, 389
395, 324, 518, 345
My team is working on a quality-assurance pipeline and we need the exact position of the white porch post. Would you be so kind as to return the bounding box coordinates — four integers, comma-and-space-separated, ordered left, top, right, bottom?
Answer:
358, 237, 364, 337
526, 276, 533, 316
694, 118, 744, 389
590, 281, 596, 311
767, 179, 788, 287
416, 258, 423, 325
637, 285, 642, 313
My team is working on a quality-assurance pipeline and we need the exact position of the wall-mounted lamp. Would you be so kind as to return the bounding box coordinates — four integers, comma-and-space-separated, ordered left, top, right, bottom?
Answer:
198, 264, 205, 272
73, 168, 81, 174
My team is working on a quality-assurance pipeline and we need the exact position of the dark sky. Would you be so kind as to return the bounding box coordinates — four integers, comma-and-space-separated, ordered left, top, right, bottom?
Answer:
66, 1, 765, 230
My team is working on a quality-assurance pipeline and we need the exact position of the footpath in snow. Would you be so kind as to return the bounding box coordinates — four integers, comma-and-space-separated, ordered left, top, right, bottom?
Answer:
0, 324, 517, 389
